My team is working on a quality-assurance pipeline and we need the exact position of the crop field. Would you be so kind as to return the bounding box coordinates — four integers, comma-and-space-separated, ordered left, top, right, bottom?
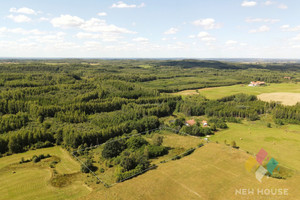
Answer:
81, 143, 300, 200
257, 92, 300, 105
173, 83, 300, 100
0, 147, 91, 200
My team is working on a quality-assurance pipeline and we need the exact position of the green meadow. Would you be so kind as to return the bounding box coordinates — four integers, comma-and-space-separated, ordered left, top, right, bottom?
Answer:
210, 120, 300, 171
175, 83, 300, 100
0, 147, 90, 200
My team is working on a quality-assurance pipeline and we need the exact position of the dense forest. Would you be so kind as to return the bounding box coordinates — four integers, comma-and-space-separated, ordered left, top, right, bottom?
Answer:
1, 59, 300, 156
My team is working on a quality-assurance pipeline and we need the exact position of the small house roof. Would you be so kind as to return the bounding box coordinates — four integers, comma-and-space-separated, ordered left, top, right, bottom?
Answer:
186, 119, 196, 126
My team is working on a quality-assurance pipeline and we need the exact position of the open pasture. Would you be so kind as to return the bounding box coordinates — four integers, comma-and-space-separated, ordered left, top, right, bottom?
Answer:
173, 83, 300, 100
0, 147, 91, 200
81, 143, 300, 200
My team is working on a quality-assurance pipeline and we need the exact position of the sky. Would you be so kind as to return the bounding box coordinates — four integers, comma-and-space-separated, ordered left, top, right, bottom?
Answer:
0, 0, 300, 58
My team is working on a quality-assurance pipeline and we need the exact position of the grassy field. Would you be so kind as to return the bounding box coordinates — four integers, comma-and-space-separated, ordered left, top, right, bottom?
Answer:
0, 147, 91, 200
81, 143, 300, 200
87, 131, 203, 185
209, 120, 300, 171
1, 130, 299, 200
173, 83, 300, 100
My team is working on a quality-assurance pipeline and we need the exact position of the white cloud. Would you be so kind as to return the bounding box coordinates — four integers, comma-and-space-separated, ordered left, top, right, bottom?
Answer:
52, 41, 80, 50
13, 29, 45, 35
162, 37, 177, 41
264, 1, 274, 6
187, 32, 216, 47
245, 18, 279, 23
197, 32, 210, 38
249, 25, 270, 33
83, 41, 102, 51
50, 15, 136, 42
51, 15, 85, 28
10, 7, 37, 15
80, 18, 136, 34
164, 28, 178, 35
76, 32, 102, 39
278, 4, 288, 9
76, 32, 122, 42
225, 40, 238, 45
97, 12, 107, 17
39, 17, 49, 22
132, 37, 149, 42
197, 31, 216, 42
241, 1, 257, 7
7, 15, 31, 23
192, 18, 221, 30
30, 32, 66, 43
111, 1, 145, 8
292, 45, 300, 48
292, 34, 300, 41
280, 25, 300, 32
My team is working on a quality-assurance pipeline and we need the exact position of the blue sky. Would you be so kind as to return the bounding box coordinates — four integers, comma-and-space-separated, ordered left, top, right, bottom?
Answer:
0, 0, 299, 58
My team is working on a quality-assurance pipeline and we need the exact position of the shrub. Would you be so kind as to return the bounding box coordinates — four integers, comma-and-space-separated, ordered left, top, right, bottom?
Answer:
198, 143, 204, 148
102, 140, 125, 159
275, 119, 284, 125
31, 154, 51, 163
174, 118, 185, 127
120, 156, 137, 171
51, 161, 58, 165
81, 159, 95, 173
249, 113, 259, 121
182, 148, 195, 157
152, 135, 164, 146
32, 141, 54, 149
105, 160, 113, 168
210, 124, 217, 131
231, 141, 239, 149
208, 118, 228, 129
218, 122, 228, 129
146, 145, 168, 158
171, 155, 181, 160
119, 151, 149, 171
126, 136, 148, 150
116, 164, 145, 182
32, 155, 40, 163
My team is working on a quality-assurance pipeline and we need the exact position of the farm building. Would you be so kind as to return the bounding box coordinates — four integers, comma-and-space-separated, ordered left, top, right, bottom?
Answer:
185, 119, 196, 126
248, 81, 265, 87
202, 120, 208, 127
